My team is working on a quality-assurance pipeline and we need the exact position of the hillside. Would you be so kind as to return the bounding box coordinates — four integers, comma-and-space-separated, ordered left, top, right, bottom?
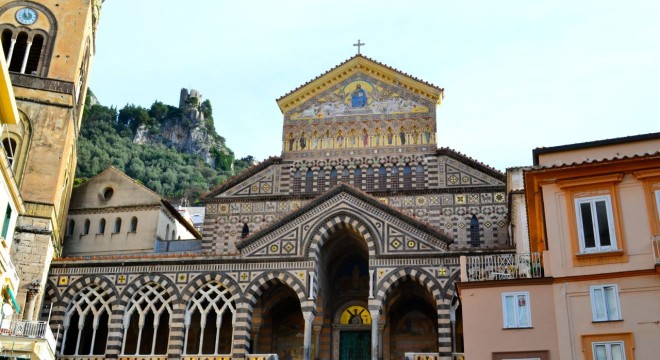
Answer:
75, 90, 254, 204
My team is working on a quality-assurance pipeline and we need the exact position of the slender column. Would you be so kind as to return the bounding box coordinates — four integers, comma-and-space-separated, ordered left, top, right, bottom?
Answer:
308, 272, 316, 300
370, 310, 380, 360
19, 41, 32, 74
302, 311, 314, 360
313, 325, 322, 360
6, 38, 16, 62
368, 270, 375, 298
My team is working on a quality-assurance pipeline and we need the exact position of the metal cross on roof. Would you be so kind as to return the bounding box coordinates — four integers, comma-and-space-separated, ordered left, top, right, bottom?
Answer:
353, 39, 365, 55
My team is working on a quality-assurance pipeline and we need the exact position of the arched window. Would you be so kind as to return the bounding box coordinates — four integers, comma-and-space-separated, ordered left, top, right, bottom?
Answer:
403, 164, 412, 189
66, 219, 75, 236
61, 284, 112, 356
114, 218, 122, 233
129, 217, 138, 233
2, 137, 17, 166
305, 169, 313, 193
184, 282, 236, 355
8, 32, 27, 73
379, 165, 387, 190
25, 34, 44, 75
171, 230, 176, 240
342, 166, 349, 182
354, 167, 362, 188
165, 224, 170, 239
470, 214, 480, 247
98, 218, 106, 234
241, 223, 249, 238
366, 166, 374, 191
391, 166, 399, 190
329, 167, 338, 187
318, 169, 326, 192
82, 219, 90, 235
1, 29, 11, 59
122, 283, 173, 355
293, 170, 301, 194
416, 164, 425, 187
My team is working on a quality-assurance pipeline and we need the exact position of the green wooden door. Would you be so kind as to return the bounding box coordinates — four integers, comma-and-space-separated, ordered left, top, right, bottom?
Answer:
340, 330, 370, 360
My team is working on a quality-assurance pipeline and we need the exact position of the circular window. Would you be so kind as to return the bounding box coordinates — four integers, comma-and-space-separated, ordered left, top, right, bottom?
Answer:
102, 187, 114, 200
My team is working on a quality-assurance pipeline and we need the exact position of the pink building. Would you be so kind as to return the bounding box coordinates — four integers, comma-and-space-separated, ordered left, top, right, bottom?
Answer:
458, 132, 660, 360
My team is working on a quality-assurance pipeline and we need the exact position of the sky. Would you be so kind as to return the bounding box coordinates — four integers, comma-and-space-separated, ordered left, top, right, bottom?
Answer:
90, 1, 660, 171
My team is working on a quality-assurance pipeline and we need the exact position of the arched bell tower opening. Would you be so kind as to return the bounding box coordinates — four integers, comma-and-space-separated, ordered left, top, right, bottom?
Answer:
318, 226, 371, 360
384, 280, 438, 359
251, 281, 304, 359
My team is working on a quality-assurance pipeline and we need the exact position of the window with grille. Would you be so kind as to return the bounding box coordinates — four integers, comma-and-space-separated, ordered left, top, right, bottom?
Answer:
391, 166, 399, 190
306, 169, 314, 193
416, 164, 424, 187
342, 167, 349, 183
293, 170, 301, 194
470, 214, 480, 247
366, 166, 374, 191
354, 167, 362, 188
122, 282, 173, 355
184, 282, 236, 355
379, 165, 387, 190
61, 284, 112, 356
318, 169, 326, 192
329, 167, 338, 187
403, 164, 412, 189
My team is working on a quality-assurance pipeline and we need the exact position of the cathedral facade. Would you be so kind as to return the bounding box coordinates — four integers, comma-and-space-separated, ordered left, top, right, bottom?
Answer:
46, 56, 509, 360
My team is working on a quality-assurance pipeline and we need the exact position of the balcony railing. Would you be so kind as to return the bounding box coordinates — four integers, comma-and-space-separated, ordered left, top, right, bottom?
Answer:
0, 320, 56, 352
653, 235, 660, 264
464, 252, 543, 281
404, 353, 441, 360
246, 355, 278, 360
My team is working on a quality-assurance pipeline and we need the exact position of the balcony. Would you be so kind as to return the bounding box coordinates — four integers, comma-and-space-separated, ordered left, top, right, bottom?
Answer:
0, 320, 56, 359
461, 252, 543, 282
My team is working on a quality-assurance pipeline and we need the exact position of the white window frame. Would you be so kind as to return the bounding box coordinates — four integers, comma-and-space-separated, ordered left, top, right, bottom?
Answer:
501, 291, 532, 328
592, 340, 626, 360
590, 284, 621, 322
575, 195, 617, 253
655, 189, 660, 220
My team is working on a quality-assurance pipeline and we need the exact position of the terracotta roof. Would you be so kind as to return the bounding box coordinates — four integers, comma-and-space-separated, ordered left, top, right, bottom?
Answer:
532, 131, 660, 166
527, 151, 660, 171
235, 182, 454, 250
276, 54, 444, 102
436, 147, 505, 181
202, 156, 282, 199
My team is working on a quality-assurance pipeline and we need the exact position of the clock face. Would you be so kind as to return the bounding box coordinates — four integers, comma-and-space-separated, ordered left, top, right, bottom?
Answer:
16, 7, 38, 25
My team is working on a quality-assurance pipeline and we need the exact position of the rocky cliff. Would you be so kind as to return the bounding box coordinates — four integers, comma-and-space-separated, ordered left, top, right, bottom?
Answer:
133, 88, 231, 169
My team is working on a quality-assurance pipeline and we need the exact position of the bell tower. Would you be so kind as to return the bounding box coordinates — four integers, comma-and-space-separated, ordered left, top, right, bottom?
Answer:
0, 0, 102, 320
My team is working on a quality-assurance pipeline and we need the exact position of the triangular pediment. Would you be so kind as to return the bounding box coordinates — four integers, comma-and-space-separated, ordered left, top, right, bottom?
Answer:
237, 184, 452, 259
203, 157, 282, 199
70, 166, 162, 209
276, 55, 444, 118
436, 148, 506, 187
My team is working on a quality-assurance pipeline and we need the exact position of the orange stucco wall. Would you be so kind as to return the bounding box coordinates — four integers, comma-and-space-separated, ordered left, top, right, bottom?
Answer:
460, 282, 559, 359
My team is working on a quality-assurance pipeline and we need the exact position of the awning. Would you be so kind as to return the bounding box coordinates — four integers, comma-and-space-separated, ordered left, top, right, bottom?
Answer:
6, 286, 20, 314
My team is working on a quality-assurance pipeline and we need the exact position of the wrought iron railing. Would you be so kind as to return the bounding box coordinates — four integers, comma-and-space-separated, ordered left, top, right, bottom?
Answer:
465, 252, 543, 281
1, 320, 56, 351
653, 235, 660, 264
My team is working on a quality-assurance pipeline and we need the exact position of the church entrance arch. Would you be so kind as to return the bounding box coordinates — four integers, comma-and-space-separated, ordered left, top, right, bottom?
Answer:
383, 280, 438, 359
317, 227, 371, 360
251, 281, 304, 359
